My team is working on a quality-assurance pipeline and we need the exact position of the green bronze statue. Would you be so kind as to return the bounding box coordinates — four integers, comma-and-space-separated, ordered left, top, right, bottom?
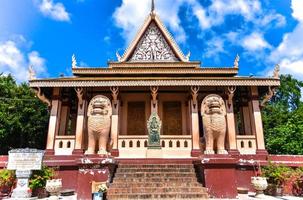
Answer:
147, 112, 162, 147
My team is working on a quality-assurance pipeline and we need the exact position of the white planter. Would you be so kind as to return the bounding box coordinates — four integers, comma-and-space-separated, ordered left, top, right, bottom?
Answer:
45, 179, 62, 200
251, 176, 268, 197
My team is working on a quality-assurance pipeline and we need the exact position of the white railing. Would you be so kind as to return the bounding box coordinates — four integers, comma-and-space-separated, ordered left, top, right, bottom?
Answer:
236, 135, 257, 155
54, 135, 75, 155
118, 135, 192, 158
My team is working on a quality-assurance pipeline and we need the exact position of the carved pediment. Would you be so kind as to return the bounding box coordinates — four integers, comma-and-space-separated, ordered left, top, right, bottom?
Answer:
129, 22, 178, 62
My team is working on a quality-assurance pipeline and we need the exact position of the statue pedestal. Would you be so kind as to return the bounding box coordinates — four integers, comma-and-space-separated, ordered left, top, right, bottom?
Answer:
146, 147, 162, 158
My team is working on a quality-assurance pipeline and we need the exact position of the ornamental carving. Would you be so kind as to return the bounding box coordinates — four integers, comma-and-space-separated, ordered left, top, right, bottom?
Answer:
85, 95, 112, 155
130, 22, 178, 61
201, 94, 227, 155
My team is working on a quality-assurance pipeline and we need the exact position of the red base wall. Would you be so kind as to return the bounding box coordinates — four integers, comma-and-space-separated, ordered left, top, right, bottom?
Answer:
1, 154, 303, 198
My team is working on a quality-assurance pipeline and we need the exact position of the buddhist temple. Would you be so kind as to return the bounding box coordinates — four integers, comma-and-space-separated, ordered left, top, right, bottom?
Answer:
25, 1, 285, 199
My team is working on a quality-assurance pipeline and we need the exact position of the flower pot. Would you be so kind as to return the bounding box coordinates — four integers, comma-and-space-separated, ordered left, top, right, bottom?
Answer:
251, 176, 268, 197
32, 188, 48, 198
45, 179, 62, 200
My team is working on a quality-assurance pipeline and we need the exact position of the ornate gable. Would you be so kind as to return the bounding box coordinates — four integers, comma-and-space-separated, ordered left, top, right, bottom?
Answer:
120, 13, 188, 63
130, 22, 178, 62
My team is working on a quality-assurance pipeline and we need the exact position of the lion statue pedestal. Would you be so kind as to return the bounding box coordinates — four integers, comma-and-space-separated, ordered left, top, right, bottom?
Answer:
201, 94, 228, 155
85, 95, 112, 155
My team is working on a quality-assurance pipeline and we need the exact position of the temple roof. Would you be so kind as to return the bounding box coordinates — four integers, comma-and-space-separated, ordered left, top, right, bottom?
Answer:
28, 2, 280, 88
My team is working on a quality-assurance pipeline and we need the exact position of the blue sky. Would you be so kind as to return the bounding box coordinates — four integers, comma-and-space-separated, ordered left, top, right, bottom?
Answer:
0, 0, 302, 82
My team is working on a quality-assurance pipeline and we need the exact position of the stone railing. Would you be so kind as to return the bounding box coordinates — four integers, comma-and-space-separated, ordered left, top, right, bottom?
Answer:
54, 135, 76, 155
118, 135, 192, 158
236, 135, 257, 155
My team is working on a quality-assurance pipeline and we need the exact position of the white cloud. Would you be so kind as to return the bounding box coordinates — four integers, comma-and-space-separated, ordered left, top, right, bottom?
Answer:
291, 0, 303, 22
38, 0, 70, 22
0, 39, 47, 82
204, 37, 226, 60
266, 0, 303, 81
242, 32, 271, 51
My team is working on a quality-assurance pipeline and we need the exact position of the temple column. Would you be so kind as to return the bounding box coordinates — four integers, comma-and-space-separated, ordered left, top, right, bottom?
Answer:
190, 86, 200, 157
46, 88, 61, 154
111, 87, 119, 156
225, 87, 238, 154
73, 88, 87, 154
250, 86, 267, 154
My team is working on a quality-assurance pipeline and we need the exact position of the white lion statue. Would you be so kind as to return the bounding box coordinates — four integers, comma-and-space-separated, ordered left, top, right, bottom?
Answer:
85, 95, 112, 155
201, 94, 228, 154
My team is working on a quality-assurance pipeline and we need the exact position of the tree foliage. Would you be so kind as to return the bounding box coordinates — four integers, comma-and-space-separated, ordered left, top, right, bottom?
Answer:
0, 74, 49, 154
263, 74, 303, 155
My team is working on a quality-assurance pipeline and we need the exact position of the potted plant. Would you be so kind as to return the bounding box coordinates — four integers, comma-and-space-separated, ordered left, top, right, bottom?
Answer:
29, 165, 55, 198
248, 159, 268, 197
262, 162, 291, 196
0, 169, 15, 196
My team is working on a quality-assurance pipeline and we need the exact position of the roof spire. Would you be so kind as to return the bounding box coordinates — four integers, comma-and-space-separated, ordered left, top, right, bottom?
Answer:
151, 0, 155, 13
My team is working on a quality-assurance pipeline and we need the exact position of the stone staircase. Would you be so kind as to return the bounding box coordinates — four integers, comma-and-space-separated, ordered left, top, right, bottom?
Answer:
107, 164, 209, 199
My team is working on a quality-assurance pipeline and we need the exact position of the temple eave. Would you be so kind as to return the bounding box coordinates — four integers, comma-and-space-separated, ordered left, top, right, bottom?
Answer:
29, 78, 280, 87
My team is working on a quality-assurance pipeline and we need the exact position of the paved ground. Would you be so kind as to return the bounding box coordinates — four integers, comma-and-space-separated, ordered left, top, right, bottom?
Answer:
227, 193, 303, 200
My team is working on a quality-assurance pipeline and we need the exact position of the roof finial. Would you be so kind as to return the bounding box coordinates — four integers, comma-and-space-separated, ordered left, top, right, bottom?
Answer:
151, 0, 155, 13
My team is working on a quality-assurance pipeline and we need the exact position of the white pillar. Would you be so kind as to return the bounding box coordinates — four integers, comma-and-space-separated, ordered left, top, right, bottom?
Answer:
46, 88, 61, 150
74, 100, 87, 151
225, 100, 237, 152
111, 100, 119, 151
250, 87, 266, 150
190, 100, 200, 155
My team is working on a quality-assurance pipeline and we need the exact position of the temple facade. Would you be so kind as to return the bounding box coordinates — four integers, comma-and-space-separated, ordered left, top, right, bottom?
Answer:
29, 6, 280, 159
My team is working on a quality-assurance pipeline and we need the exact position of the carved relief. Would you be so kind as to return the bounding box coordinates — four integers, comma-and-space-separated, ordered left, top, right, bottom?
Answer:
33, 87, 51, 107
85, 95, 112, 155
110, 86, 119, 109
273, 64, 280, 79
261, 86, 275, 107
234, 54, 240, 68
147, 112, 162, 147
227, 86, 236, 108
191, 86, 199, 109
28, 65, 36, 80
74, 87, 84, 108
201, 94, 227, 154
150, 86, 158, 108
130, 22, 178, 61
72, 54, 77, 68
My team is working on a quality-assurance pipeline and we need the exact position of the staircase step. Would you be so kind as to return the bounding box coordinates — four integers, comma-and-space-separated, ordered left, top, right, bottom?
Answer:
109, 182, 203, 188
114, 172, 196, 178
118, 164, 193, 168
113, 177, 198, 183
116, 167, 195, 173
107, 186, 207, 194
107, 164, 209, 199
107, 192, 209, 200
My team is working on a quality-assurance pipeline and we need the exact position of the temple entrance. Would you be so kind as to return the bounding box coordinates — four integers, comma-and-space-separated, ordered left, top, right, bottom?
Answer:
118, 92, 192, 158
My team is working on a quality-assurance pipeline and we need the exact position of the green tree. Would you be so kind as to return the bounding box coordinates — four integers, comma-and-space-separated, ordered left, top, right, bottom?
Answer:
0, 74, 49, 154
263, 74, 303, 155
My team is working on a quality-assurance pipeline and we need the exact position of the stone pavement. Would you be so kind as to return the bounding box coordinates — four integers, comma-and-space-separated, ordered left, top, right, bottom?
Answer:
230, 193, 303, 200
